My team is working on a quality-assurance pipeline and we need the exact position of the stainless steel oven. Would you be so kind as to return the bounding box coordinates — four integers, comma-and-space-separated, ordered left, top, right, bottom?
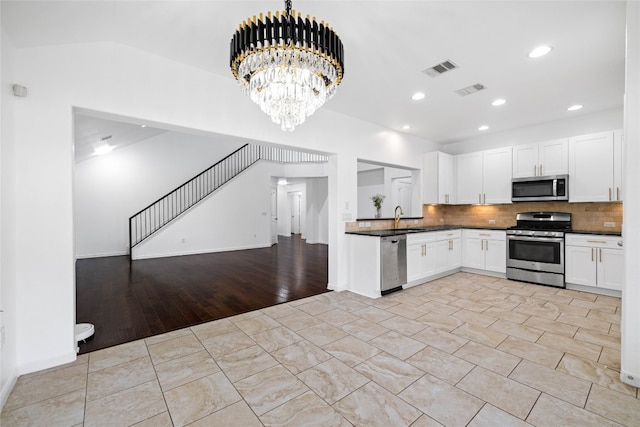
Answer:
506, 212, 571, 288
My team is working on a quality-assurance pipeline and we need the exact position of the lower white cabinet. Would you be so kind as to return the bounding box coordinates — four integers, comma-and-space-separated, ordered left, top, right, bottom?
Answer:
462, 229, 506, 274
407, 230, 461, 283
407, 233, 436, 282
435, 230, 461, 273
565, 234, 623, 291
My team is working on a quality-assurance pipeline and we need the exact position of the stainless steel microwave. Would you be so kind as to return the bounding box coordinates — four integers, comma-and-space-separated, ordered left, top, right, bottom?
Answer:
512, 174, 568, 202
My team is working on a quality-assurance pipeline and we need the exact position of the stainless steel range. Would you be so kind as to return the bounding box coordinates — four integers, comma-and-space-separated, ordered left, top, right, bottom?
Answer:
506, 212, 571, 288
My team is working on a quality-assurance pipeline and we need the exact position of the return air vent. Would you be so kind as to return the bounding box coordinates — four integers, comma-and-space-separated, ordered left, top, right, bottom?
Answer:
422, 60, 459, 77
455, 83, 487, 97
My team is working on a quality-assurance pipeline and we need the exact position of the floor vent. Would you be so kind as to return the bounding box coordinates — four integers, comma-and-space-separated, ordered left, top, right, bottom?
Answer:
422, 60, 459, 77
454, 83, 487, 96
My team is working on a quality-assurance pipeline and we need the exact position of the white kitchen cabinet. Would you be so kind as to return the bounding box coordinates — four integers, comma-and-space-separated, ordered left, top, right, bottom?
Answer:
434, 230, 461, 273
455, 152, 483, 204
456, 147, 512, 205
462, 229, 506, 274
565, 234, 623, 292
423, 152, 455, 204
512, 139, 568, 178
407, 233, 436, 282
569, 130, 622, 202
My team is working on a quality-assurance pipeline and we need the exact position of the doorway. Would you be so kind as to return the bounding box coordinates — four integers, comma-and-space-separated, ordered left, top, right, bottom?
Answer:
290, 191, 302, 234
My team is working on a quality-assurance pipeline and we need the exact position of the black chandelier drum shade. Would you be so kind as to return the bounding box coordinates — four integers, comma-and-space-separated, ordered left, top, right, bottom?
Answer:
230, 5, 344, 86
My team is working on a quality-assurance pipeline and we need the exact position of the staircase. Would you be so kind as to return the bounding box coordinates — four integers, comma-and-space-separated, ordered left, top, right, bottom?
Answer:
129, 144, 328, 257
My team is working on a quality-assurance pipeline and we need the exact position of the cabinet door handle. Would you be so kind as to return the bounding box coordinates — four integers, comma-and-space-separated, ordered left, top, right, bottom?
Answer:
483, 193, 486, 204
599, 248, 603, 263
587, 240, 607, 244
617, 187, 620, 201
591, 248, 594, 262
540, 164, 543, 176
485, 240, 488, 251
534, 165, 537, 176
609, 188, 612, 201
479, 193, 482, 204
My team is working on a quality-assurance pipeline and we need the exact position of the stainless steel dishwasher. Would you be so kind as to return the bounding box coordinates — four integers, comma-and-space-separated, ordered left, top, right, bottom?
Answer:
380, 234, 407, 294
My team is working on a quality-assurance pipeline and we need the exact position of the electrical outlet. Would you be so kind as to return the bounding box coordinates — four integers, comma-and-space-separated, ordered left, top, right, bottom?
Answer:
365, 222, 371, 227
359, 222, 366, 228
488, 220, 496, 225
414, 219, 419, 224
181, 237, 186, 243
604, 222, 616, 228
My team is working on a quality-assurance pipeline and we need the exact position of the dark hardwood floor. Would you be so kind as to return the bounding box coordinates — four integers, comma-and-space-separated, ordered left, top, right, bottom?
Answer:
75, 235, 329, 354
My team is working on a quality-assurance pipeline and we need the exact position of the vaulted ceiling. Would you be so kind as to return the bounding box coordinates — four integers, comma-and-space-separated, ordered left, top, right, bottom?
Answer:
2, 1, 626, 150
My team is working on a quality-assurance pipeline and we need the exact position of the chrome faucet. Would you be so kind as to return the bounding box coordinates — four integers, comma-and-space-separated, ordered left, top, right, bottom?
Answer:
394, 205, 404, 229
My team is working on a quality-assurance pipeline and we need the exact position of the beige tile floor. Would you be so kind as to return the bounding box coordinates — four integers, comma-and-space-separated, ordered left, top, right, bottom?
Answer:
2, 272, 639, 426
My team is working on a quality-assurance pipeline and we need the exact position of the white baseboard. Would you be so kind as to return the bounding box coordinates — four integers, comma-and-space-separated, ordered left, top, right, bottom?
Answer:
132, 243, 272, 260
76, 250, 128, 259
0, 369, 18, 413
17, 351, 77, 377
305, 239, 329, 245
566, 283, 622, 297
460, 267, 506, 279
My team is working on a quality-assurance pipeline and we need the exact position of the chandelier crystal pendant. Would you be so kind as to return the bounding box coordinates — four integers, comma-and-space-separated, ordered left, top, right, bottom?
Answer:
230, 0, 344, 131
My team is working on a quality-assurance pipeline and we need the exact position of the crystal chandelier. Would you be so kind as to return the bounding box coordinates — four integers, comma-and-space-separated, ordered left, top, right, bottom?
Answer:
230, 0, 344, 131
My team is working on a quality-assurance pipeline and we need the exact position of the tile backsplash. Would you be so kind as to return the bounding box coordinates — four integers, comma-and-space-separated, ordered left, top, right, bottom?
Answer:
345, 202, 623, 233
441, 202, 622, 232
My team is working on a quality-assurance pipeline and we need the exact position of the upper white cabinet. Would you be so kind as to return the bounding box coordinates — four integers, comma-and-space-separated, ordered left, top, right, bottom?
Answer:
569, 130, 622, 202
456, 147, 512, 204
423, 152, 455, 204
512, 139, 568, 178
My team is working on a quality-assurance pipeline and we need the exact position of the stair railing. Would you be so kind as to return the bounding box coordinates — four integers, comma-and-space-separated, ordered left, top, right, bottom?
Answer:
129, 144, 260, 253
128, 143, 328, 256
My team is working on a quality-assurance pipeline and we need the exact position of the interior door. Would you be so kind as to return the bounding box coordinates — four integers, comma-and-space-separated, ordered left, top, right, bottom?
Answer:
270, 187, 278, 245
290, 192, 302, 234
393, 177, 412, 215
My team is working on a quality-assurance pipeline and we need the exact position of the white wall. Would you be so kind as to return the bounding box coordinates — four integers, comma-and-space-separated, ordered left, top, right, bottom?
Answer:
621, 0, 640, 389
0, 40, 436, 384
74, 131, 245, 258
133, 161, 274, 259
305, 177, 329, 245
0, 5, 19, 407
442, 108, 623, 155
357, 165, 416, 218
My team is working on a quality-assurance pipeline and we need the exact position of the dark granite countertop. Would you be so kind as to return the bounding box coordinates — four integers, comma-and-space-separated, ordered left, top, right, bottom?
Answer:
567, 230, 622, 237
346, 225, 508, 237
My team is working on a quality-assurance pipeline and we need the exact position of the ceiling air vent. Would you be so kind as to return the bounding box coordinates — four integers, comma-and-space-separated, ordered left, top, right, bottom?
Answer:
455, 83, 487, 97
422, 60, 459, 77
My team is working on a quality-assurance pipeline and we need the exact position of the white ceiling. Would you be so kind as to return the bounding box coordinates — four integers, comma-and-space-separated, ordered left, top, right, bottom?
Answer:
2, 1, 627, 147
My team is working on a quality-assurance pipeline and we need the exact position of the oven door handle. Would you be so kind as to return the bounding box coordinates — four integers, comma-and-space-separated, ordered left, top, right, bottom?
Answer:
507, 235, 564, 243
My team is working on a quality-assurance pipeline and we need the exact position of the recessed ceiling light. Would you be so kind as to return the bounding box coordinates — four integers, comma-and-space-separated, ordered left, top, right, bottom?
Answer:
478, 125, 489, 131
140, 124, 147, 128
491, 99, 506, 106
402, 125, 411, 130
411, 92, 425, 101
94, 144, 113, 155
567, 104, 583, 111
528, 45, 552, 58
